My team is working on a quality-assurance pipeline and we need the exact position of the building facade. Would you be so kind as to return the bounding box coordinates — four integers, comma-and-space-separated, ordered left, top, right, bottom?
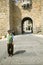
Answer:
0, 0, 43, 36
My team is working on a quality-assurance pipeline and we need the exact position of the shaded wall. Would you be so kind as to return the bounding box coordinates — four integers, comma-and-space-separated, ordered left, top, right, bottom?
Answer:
13, 5, 22, 34
9, 0, 21, 34
9, 0, 14, 30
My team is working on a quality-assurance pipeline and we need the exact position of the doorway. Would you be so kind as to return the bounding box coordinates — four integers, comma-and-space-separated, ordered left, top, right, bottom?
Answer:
22, 17, 33, 34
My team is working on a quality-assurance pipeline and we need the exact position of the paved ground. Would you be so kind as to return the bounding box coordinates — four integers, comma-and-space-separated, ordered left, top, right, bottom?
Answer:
0, 34, 43, 65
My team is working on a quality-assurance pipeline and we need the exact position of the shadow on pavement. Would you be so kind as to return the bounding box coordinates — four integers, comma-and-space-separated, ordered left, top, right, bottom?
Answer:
13, 50, 26, 55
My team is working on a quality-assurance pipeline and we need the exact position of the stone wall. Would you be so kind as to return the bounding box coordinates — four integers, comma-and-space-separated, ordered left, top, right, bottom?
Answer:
12, 0, 41, 34
9, 0, 14, 31
13, 4, 22, 34
0, 0, 10, 36
0, 0, 42, 35
9, 1, 22, 34
41, 0, 43, 34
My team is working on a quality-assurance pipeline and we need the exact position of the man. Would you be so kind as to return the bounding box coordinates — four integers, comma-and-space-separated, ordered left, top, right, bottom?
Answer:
7, 30, 14, 56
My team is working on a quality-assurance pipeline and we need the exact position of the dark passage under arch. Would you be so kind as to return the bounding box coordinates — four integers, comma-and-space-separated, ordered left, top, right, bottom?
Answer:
21, 17, 33, 34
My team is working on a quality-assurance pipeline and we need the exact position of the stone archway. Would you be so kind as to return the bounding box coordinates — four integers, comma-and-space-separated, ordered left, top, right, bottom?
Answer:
21, 17, 33, 34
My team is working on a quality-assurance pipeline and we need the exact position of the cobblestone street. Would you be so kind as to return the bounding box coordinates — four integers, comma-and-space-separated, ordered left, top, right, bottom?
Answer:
0, 34, 43, 65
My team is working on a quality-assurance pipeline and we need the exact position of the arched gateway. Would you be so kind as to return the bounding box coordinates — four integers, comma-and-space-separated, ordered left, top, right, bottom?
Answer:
21, 17, 33, 34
